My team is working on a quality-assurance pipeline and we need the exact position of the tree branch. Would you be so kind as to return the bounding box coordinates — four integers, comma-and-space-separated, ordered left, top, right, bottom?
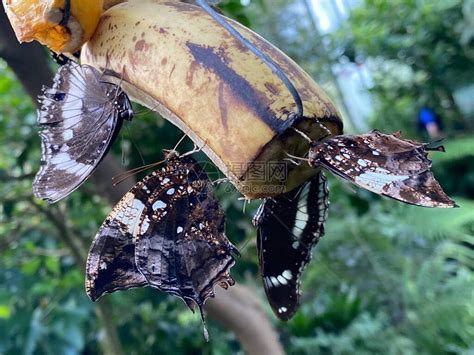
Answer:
207, 287, 284, 355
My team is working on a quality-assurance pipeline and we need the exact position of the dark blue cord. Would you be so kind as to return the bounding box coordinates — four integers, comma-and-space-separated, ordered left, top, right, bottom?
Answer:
196, 0, 304, 119
59, 0, 71, 27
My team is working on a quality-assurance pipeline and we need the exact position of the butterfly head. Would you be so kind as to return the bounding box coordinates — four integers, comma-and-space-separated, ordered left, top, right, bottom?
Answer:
162, 149, 180, 161
308, 140, 324, 167
116, 91, 134, 121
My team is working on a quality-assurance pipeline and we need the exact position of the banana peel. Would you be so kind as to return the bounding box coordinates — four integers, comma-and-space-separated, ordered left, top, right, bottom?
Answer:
2, 0, 103, 53
81, 0, 343, 199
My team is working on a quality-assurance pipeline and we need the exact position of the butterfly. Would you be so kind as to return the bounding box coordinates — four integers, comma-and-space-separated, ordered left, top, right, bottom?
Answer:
253, 172, 329, 320
86, 151, 237, 338
308, 130, 456, 208
33, 61, 133, 203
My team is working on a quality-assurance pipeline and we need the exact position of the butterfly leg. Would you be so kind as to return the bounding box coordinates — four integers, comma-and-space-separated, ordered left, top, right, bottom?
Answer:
181, 142, 205, 157
285, 152, 309, 164
212, 177, 229, 185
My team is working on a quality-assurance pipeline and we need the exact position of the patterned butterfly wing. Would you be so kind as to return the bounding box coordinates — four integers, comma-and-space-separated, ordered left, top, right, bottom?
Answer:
308, 131, 456, 208
86, 191, 149, 302
134, 155, 237, 311
254, 172, 329, 320
33, 62, 133, 203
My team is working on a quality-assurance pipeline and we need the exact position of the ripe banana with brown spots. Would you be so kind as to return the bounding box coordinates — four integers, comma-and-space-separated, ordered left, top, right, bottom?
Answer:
2, 0, 103, 53
80, 0, 343, 199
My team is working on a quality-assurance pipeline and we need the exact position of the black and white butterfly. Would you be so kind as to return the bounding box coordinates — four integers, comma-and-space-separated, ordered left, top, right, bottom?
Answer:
253, 172, 329, 321
308, 130, 456, 208
33, 62, 133, 203
86, 151, 237, 338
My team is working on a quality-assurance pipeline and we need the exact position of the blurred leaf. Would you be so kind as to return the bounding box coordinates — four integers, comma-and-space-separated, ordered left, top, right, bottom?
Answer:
0, 305, 10, 319
21, 259, 41, 275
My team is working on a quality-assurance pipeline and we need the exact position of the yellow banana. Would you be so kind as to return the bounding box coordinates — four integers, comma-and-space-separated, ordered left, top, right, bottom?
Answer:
81, 0, 343, 199
2, 0, 103, 53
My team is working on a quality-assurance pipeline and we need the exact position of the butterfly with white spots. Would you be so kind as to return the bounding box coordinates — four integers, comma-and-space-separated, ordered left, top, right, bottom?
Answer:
308, 130, 456, 208
86, 150, 237, 339
253, 172, 329, 320
33, 61, 133, 203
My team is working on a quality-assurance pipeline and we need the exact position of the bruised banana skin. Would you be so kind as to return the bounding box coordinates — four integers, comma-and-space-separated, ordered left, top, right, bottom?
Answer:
81, 0, 343, 199
3, 0, 103, 53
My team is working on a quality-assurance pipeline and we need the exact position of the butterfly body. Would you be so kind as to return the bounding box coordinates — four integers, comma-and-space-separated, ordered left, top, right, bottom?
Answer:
33, 62, 132, 203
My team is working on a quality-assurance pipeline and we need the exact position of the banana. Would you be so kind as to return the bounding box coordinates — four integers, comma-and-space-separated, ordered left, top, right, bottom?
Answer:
2, 0, 103, 53
5, 0, 343, 199
81, 0, 343, 199
4, 0, 343, 199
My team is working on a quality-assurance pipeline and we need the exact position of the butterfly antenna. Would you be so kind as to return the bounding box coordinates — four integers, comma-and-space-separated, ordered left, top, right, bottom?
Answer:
131, 100, 179, 118
111, 159, 166, 186
125, 124, 146, 166
111, 66, 127, 102
237, 237, 253, 254
118, 66, 126, 87
121, 133, 126, 165
195, 0, 303, 119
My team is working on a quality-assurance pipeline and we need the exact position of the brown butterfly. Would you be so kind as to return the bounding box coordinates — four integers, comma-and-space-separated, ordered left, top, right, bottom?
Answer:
86, 151, 237, 340
308, 130, 456, 208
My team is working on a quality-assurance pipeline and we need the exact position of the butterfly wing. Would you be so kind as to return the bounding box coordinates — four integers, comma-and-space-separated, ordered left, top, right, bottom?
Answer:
33, 62, 129, 203
134, 156, 236, 308
254, 172, 329, 320
85, 191, 148, 302
309, 131, 455, 208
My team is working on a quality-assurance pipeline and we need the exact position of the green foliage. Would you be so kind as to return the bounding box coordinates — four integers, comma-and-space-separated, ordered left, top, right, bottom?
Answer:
244, 0, 339, 99
219, 0, 252, 27
1, 0, 473, 354
333, 0, 474, 134
291, 312, 416, 355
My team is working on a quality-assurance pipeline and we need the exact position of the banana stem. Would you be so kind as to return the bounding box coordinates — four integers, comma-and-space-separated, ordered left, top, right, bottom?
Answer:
196, 0, 304, 119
